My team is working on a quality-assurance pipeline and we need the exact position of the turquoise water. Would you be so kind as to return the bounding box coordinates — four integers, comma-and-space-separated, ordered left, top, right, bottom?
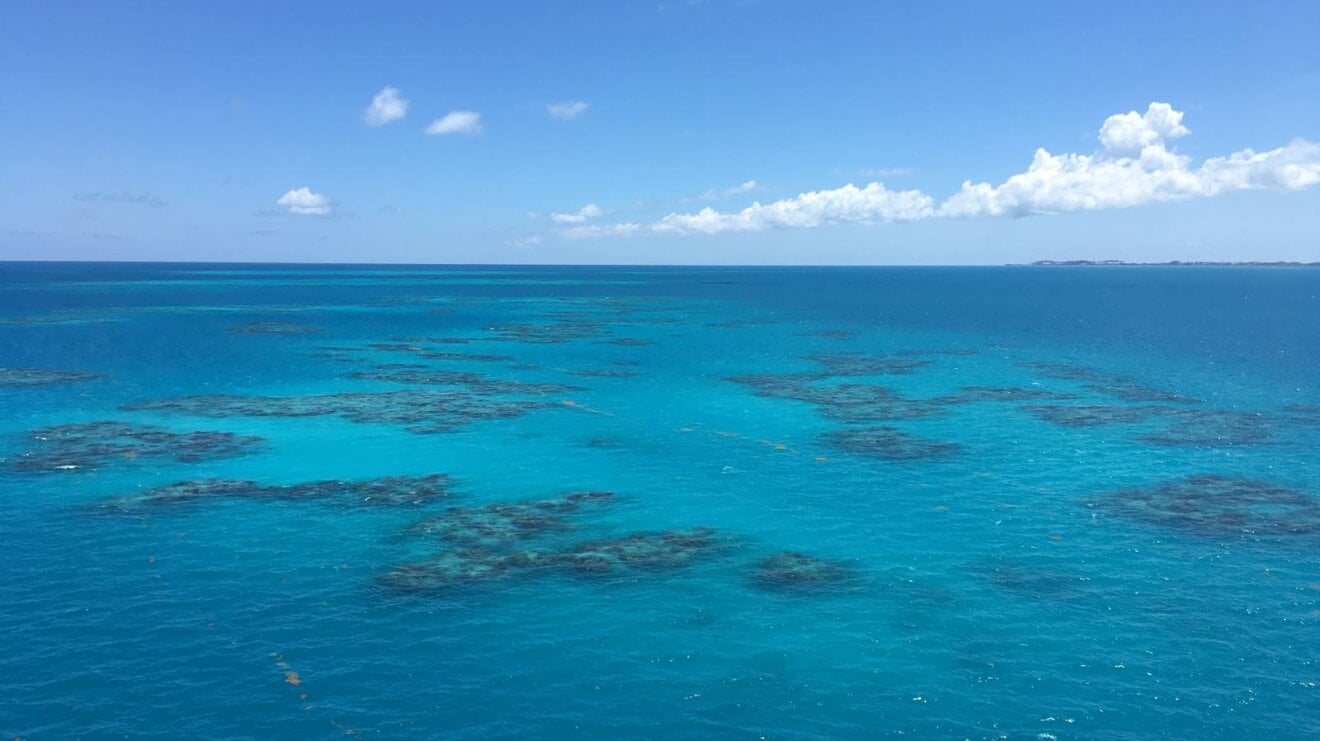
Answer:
2, 263, 1318, 739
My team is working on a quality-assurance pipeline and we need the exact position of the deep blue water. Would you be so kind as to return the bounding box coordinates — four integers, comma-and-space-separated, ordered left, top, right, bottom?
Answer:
2, 262, 1318, 739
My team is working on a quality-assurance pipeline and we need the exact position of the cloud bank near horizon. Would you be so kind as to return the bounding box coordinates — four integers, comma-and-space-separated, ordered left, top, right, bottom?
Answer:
561, 103, 1320, 239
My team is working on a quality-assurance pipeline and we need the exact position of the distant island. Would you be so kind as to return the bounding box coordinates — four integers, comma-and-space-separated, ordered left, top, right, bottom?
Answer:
1023, 260, 1320, 267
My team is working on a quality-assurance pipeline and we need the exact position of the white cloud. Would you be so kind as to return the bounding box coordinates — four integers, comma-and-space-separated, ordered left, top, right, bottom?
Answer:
652, 182, 934, 235
425, 111, 483, 136
363, 86, 408, 126
699, 180, 760, 200
549, 203, 604, 224
570, 101, 1320, 238
940, 102, 1320, 217
277, 187, 332, 216
560, 222, 641, 240
547, 101, 590, 121
506, 235, 543, 247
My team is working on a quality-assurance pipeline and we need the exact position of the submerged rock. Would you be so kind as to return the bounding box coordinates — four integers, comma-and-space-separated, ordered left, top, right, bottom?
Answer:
228, 321, 322, 335
13, 421, 262, 472
750, 551, 856, 592
410, 491, 615, 548
1089, 475, 1320, 537
123, 390, 554, 434
100, 473, 453, 511
0, 368, 102, 387
823, 426, 961, 460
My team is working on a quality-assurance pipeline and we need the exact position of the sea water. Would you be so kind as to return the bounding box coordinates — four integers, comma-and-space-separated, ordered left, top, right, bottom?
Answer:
1, 263, 1317, 739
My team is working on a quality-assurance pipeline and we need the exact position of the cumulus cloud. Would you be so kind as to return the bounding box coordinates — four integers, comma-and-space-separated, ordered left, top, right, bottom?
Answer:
567, 102, 1320, 238
549, 203, 604, 224
277, 187, 332, 216
652, 182, 934, 235
547, 100, 590, 121
425, 111, 483, 136
940, 102, 1320, 217
363, 86, 408, 126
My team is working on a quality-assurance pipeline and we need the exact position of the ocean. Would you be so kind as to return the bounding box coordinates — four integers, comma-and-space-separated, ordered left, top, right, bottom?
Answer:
1, 262, 1318, 739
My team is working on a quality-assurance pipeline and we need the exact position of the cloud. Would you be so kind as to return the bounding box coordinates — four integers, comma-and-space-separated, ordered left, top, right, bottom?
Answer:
506, 235, 543, 247
569, 102, 1320, 238
277, 187, 332, 216
363, 86, 408, 126
940, 102, 1320, 217
857, 167, 913, 178
549, 203, 604, 224
652, 182, 934, 235
72, 191, 166, 207
547, 100, 590, 121
425, 111, 483, 136
698, 180, 760, 200
560, 223, 641, 240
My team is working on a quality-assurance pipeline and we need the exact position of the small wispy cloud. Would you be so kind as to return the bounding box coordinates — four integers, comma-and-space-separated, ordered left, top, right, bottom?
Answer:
857, 167, 913, 178
425, 111, 483, 136
506, 235, 543, 247
560, 222, 641, 240
277, 187, 332, 216
698, 179, 760, 200
73, 191, 166, 207
363, 86, 408, 126
549, 203, 604, 224
547, 100, 590, 121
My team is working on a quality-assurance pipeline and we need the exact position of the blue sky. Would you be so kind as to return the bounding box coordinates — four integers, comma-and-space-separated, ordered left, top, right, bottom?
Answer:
2, 0, 1318, 265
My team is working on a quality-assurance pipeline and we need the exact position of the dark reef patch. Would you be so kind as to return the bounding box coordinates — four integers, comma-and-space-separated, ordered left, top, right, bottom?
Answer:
486, 321, 605, 344
1022, 404, 1161, 427
1089, 475, 1320, 537
823, 426, 961, 460
13, 421, 262, 472
567, 368, 641, 379
1016, 361, 1127, 384
750, 551, 857, 592
943, 386, 1080, 403
352, 369, 581, 396
1084, 383, 1200, 404
409, 491, 616, 548
228, 321, 322, 335
1135, 410, 1277, 447
123, 390, 553, 434
100, 474, 453, 511
599, 337, 653, 346
0, 368, 103, 387
809, 353, 931, 377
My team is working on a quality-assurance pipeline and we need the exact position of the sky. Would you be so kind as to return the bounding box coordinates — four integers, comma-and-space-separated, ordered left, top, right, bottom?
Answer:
2, 0, 1319, 265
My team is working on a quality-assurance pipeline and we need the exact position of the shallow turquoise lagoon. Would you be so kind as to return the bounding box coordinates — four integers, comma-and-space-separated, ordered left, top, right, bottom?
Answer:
2, 263, 1318, 738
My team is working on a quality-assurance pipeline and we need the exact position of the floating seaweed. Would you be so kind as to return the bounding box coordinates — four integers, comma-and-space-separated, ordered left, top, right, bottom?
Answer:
100, 473, 453, 511
1089, 475, 1320, 537
750, 551, 857, 592
13, 421, 262, 472
823, 426, 961, 460
228, 321, 322, 335
0, 368, 102, 387
124, 390, 553, 434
